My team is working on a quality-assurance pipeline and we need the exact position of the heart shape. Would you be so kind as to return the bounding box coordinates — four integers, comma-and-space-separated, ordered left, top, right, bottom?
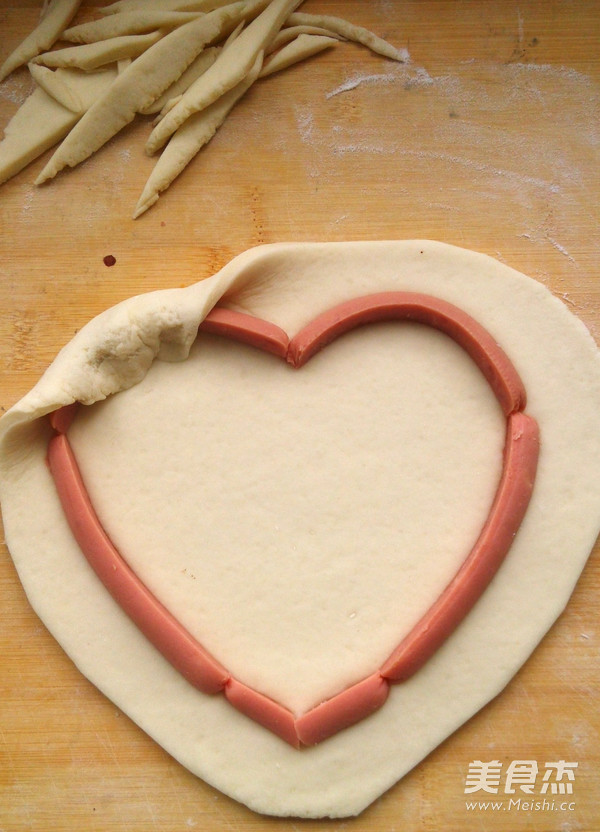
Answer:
47, 291, 539, 747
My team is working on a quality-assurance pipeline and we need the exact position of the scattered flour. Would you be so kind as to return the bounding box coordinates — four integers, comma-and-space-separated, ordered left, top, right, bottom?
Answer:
0, 70, 34, 107
545, 236, 577, 264
325, 65, 432, 99
510, 61, 596, 86
19, 187, 35, 217
288, 56, 598, 276
295, 109, 315, 144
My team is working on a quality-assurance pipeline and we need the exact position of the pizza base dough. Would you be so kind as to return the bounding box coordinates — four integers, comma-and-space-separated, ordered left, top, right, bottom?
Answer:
1, 240, 599, 818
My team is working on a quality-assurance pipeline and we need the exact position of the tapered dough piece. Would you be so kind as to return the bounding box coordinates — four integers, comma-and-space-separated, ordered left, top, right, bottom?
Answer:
152, 17, 246, 120
267, 24, 343, 53
260, 33, 337, 78
133, 52, 264, 218
139, 47, 220, 115
222, 19, 246, 48
145, 0, 303, 155
148, 19, 238, 123
0, 67, 117, 186
34, 3, 251, 185
28, 63, 83, 113
31, 32, 163, 71
0, 0, 82, 82
153, 96, 184, 124
61, 11, 204, 44
286, 12, 410, 63
101, 0, 236, 13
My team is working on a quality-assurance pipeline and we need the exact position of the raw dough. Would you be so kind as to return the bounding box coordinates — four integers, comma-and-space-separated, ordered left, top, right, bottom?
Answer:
287, 11, 410, 62
134, 52, 264, 217
31, 31, 163, 71
260, 32, 337, 77
0, 66, 117, 186
35, 3, 251, 184
0, 0, 82, 82
61, 10, 203, 44
138, 47, 220, 115
101, 0, 237, 13
1, 241, 599, 817
28, 62, 83, 113
1, 1, 408, 213
145, 0, 303, 154
267, 24, 343, 51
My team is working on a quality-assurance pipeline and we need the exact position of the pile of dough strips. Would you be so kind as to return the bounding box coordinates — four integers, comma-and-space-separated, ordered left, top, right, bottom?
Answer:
0, 0, 408, 217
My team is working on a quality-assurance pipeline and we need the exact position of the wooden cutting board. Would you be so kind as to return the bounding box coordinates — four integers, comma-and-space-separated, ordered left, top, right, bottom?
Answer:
0, 2, 598, 829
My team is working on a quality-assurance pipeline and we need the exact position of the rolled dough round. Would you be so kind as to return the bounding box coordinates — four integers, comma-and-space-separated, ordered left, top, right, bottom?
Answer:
1, 240, 598, 818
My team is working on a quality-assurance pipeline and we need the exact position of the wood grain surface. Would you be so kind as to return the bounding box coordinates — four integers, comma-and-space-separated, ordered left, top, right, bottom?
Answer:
0, 2, 598, 830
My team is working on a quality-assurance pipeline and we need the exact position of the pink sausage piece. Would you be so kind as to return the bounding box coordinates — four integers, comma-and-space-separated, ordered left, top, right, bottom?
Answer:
49, 402, 80, 433
199, 306, 290, 359
225, 678, 300, 748
295, 673, 390, 747
287, 292, 527, 415
380, 411, 540, 682
47, 433, 230, 696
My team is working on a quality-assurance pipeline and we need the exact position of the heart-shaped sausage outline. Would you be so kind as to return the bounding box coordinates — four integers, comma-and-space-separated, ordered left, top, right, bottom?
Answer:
47, 292, 539, 748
